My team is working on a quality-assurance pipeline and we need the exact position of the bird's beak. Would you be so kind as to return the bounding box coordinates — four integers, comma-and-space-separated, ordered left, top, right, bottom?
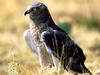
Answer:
24, 10, 29, 16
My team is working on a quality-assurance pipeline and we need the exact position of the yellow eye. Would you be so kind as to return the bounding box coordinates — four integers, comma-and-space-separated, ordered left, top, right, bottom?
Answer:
32, 8, 37, 12
40, 5, 45, 9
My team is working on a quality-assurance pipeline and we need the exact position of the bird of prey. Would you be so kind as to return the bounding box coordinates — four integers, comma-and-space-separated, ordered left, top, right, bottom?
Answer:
24, 2, 92, 74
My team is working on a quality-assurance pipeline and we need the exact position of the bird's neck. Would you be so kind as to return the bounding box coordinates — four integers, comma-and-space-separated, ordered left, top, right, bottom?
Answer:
32, 15, 55, 25
30, 15, 56, 33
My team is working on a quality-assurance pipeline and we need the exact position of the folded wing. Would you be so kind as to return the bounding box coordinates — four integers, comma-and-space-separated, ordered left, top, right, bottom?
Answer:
41, 27, 91, 74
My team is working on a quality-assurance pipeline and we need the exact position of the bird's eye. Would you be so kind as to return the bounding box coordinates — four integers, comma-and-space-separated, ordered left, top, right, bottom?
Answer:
40, 5, 45, 9
32, 8, 37, 12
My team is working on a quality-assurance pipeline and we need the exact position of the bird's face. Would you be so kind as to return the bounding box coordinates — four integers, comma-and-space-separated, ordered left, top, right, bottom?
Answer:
24, 2, 55, 28
24, 2, 47, 18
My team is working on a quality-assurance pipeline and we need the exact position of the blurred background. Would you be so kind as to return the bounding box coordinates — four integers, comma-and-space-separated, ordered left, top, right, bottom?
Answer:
0, 0, 100, 75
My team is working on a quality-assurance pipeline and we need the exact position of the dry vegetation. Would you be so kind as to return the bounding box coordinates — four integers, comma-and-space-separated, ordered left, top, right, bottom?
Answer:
0, 0, 100, 75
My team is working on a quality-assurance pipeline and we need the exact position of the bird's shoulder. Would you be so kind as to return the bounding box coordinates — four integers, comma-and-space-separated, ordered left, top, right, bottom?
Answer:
51, 25, 67, 34
41, 26, 66, 40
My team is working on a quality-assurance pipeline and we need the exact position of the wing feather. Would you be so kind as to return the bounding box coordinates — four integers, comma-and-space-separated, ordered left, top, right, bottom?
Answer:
41, 27, 88, 73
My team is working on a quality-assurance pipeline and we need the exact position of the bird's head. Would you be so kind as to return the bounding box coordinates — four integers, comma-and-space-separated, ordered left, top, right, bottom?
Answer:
24, 2, 49, 19
24, 2, 47, 15
24, 2, 55, 27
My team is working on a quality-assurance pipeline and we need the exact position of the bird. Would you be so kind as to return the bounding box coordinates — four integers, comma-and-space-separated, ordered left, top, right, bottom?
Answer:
24, 2, 92, 74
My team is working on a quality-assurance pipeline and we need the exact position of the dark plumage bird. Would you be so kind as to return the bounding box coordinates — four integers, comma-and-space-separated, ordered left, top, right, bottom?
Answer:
24, 2, 92, 74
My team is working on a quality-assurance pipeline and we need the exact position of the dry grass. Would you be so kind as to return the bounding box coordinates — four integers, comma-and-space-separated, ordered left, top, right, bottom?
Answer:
0, 0, 100, 75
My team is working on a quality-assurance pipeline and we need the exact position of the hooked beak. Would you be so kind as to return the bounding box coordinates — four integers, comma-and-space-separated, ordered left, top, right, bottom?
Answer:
24, 10, 29, 16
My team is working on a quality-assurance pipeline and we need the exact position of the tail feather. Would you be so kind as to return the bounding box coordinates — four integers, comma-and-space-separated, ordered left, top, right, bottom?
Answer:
80, 63, 92, 75
65, 63, 92, 75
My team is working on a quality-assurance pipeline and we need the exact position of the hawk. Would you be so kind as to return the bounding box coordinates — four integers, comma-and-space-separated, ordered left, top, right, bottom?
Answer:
24, 2, 92, 74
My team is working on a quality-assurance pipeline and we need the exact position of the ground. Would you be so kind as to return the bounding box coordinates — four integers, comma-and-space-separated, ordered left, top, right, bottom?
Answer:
0, 0, 100, 75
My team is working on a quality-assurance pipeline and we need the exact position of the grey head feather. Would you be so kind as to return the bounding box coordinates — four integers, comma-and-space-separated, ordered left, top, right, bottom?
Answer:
24, 2, 55, 28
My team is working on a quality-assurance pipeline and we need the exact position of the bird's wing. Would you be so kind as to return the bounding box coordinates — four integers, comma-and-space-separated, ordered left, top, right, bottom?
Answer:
41, 28, 67, 70
41, 28, 66, 56
41, 27, 87, 73
41, 27, 78, 59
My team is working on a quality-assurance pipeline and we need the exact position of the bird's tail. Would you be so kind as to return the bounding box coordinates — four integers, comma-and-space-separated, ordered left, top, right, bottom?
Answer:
80, 63, 92, 75
65, 63, 92, 75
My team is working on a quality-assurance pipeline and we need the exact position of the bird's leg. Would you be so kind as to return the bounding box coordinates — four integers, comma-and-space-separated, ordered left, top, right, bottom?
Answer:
51, 54, 64, 74
51, 54, 59, 69
37, 46, 53, 69
37, 47, 47, 69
